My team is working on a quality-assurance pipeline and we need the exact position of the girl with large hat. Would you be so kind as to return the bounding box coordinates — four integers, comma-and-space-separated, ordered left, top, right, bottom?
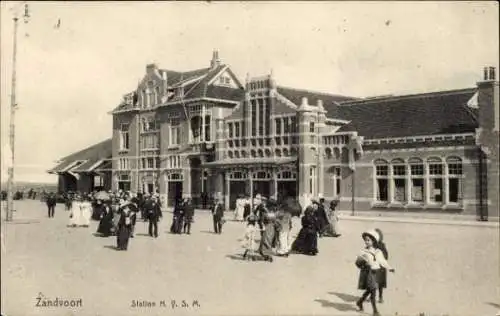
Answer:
355, 230, 395, 316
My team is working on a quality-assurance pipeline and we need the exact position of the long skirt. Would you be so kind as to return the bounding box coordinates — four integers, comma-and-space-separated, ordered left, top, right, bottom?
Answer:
276, 231, 291, 255
116, 225, 131, 250
97, 215, 113, 236
291, 228, 318, 255
259, 223, 275, 257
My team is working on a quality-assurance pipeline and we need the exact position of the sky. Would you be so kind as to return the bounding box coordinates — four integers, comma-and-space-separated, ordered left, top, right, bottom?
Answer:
0, 1, 498, 184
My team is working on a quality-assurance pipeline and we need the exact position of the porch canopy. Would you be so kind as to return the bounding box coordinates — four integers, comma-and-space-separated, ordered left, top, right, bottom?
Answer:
201, 157, 296, 168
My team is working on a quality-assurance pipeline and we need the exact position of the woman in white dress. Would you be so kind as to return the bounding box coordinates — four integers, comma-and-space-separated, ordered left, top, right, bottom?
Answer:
68, 195, 82, 227
234, 194, 245, 222
80, 195, 92, 227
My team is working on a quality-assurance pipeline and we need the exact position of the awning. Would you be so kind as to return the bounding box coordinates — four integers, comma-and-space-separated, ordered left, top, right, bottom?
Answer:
202, 157, 296, 168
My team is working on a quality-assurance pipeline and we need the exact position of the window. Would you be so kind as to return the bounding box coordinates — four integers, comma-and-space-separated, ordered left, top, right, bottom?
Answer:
141, 134, 159, 150
309, 122, 315, 133
333, 167, 342, 196
428, 157, 444, 203
251, 100, 257, 136
258, 99, 265, 136
375, 160, 389, 202
409, 158, 424, 203
234, 122, 240, 138
119, 123, 130, 150
283, 117, 290, 134
118, 158, 129, 170
447, 157, 463, 203
168, 155, 181, 169
170, 119, 181, 146
309, 167, 316, 195
155, 87, 161, 105
204, 115, 211, 142
290, 117, 297, 133
228, 123, 233, 139
391, 159, 406, 203
275, 118, 281, 135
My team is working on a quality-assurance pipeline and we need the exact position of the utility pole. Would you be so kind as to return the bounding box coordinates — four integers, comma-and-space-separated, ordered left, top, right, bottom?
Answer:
6, 12, 20, 222
5, 3, 28, 222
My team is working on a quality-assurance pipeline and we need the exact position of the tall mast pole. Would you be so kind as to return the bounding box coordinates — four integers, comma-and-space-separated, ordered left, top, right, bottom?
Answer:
6, 13, 19, 222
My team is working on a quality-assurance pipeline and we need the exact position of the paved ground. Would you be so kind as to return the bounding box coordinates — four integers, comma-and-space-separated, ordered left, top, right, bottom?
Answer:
1, 200, 499, 316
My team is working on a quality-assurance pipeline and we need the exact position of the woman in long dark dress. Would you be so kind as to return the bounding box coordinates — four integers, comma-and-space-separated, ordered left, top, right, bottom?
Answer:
116, 203, 133, 250
97, 201, 114, 237
255, 196, 276, 262
291, 203, 319, 256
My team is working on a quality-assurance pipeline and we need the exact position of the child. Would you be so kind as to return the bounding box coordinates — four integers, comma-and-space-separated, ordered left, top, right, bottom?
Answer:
242, 214, 259, 261
374, 228, 389, 303
355, 230, 395, 316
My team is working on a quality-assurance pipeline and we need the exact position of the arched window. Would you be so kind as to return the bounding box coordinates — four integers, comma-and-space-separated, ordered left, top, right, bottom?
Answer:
391, 158, 406, 203
374, 159, 389, 202
325, 147, 332, 159
446, 156, 463, 203
275, 149, 282, 157
283, 148, 289, 157
227, 151, 234, 159
234, 151, 240, 159
409, 157, 424, 203
250, 150, 256, 158
257, 149, 264, 158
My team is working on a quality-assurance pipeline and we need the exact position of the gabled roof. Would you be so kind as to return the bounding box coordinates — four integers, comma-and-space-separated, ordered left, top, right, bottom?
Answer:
328, 88, 478, 139
276, 86, 356, 106
112, 65, 244, 113
48, 139, 112, 173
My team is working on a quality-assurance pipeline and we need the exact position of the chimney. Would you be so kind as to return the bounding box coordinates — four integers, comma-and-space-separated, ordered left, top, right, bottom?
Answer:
146, 63, 157, 75
477, 66, 499, 133
210, 50, 221, 70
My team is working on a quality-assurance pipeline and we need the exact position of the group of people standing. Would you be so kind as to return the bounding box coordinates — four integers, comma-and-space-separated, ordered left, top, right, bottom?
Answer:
170, 196, 195, 234
236, 193, 341, 262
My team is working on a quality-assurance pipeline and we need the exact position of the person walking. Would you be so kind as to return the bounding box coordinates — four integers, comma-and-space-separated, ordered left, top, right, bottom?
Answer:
211, 194, 224, 234
355, 230, 395, 316
46, 193, 56, 218
147, 195, 162, 238
183, 197, 195, 234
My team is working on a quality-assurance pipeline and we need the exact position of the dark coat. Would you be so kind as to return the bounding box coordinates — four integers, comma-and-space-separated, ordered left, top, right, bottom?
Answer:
211, 202, 224, 219
147, 201, 162, 221
184, 201, 195, 219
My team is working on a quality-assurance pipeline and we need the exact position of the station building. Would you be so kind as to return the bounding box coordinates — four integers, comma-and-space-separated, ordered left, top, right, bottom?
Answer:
49, 52, 499, 219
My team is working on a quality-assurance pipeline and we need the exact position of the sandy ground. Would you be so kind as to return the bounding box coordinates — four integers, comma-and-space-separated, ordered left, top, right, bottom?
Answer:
1, 200, 499, 316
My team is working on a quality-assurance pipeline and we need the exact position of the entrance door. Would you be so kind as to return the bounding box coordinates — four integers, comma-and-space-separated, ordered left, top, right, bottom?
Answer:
253, 181, 271, 198
278, 181, 297, 199
167, 182, 183, 207
147, 183, 154, 194
229, 180, 246, 210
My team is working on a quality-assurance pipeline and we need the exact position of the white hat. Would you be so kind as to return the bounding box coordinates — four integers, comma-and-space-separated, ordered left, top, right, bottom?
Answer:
362, 230, 380, 244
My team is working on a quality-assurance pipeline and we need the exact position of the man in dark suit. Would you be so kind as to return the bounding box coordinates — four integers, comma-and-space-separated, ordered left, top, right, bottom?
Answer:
183, 197, 195, 235
147, 195, 162, 238
211, 194, 224, 234
46, 193, 57, 218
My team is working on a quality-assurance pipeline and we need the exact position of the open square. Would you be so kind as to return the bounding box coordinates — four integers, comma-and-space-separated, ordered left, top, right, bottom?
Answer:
1, 201, 498, 316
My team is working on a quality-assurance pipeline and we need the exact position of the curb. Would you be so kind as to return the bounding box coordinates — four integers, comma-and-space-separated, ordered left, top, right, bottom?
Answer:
337, 215, 499, 228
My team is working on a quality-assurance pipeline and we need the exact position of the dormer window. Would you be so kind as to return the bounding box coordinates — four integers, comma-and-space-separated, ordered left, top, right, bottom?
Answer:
219, 75, 231, 85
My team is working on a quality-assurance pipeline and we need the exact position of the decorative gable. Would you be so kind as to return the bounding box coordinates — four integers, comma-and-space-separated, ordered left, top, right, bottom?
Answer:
212, 69, 240, 89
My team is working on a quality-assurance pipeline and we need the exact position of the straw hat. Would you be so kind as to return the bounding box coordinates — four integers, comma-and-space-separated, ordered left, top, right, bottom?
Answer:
362, 230, 380, 245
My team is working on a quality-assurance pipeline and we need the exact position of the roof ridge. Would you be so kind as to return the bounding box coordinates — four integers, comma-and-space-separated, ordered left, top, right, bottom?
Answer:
60, 138, 112, 161
338, 87, 477, 106
277, 85, 352, 98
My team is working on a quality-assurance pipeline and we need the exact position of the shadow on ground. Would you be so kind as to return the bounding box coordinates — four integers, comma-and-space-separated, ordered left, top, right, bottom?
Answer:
314, 299, 358, 312
328, 292, 360, 303
103, 245, 119, 251
486, 302, 500, 308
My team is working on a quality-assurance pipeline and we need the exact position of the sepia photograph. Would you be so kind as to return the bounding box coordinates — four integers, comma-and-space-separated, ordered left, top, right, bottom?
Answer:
1, 1, 499, 316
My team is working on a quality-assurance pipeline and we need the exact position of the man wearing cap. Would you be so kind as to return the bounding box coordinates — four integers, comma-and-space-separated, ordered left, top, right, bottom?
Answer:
211, 193, 225, 234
